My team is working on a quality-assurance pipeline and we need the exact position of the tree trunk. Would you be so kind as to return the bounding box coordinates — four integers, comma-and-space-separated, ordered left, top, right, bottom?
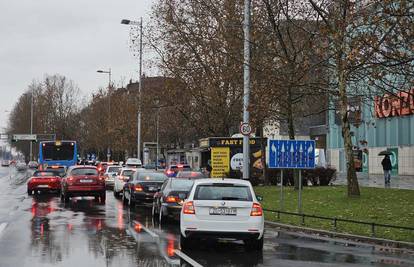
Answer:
337, 54, 360, 197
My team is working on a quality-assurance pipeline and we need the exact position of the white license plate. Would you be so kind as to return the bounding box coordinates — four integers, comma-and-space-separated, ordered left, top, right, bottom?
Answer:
80, 179, 93, 183
148, 187, 156, 191
37, 185, 49, 188
209, 207, 237, 216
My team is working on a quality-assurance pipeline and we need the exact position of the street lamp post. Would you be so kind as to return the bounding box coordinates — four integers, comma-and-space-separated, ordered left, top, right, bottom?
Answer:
29, 86, 34, 161
97, 68, 112, 162
242, 0, 251, 179
121, 18, 143, 162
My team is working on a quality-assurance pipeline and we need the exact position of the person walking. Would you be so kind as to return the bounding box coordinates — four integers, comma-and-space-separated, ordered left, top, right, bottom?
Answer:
381, 155, 392, 186
205, 161, 213, 178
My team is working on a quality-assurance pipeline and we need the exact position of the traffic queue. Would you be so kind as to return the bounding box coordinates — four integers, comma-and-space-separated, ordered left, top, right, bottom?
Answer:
22, 141, 265, 251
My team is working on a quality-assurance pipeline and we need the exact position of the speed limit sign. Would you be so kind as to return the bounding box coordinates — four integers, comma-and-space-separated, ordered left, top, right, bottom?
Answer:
240, 122, 252, 136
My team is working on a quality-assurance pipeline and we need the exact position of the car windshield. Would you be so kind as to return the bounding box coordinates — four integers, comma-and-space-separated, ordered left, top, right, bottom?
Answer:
135, 172, 167, 182
171, 179, 194, 190
71, 168, 98, 176
176, 171, 206, 178
107, 166, 121, 173
194, 184, 252, 201
33, 171, 57, 177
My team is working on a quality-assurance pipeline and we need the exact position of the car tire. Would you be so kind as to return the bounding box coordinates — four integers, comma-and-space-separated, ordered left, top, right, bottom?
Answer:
180, 233, 192, 250
122, 192, 128, 205
152, 202, 158, 217
64, 194, 70, 203
100, 192, 106, 204
114, 190, 120, 198
128, 194, 134, 209
159, 206, 167, 223
27, 189, 32, 196
245, 235, 264, 251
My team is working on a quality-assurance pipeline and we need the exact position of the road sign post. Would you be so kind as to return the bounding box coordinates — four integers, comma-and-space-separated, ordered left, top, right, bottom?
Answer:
269, 139, 316, 215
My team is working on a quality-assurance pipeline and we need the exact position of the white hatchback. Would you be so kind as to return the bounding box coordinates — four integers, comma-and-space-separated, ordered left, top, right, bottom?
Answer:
180, 178, 264, 251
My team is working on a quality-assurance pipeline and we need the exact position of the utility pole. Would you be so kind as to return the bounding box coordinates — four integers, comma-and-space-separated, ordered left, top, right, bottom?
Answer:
242, 0, 251, 180
97, 68, 112, 162
138, 17, 143, 162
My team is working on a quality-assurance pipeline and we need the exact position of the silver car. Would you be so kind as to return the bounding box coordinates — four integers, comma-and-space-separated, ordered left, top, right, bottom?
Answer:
103, 165, 122, 189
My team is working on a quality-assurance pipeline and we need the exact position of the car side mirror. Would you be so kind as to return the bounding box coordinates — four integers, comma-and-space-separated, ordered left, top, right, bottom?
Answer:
256, 196, 263, 201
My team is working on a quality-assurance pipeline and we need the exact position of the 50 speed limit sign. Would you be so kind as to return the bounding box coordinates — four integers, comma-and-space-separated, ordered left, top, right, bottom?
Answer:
240, 122, 252, 136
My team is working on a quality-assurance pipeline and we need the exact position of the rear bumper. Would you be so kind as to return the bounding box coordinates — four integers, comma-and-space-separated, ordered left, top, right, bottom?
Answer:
131, 192, 156, 203
66, 185, 105, 196
105, 180, 114, 187
181, 215, 264, 239
184, 230, 260, 240
162, 204, 182, 220
28, 184, 60, 191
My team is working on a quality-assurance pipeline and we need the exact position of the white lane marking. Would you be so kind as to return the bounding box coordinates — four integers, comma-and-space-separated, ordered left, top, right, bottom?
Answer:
174, 249, 203, 267
133, 220, 159, 239
0, 223, 8, 238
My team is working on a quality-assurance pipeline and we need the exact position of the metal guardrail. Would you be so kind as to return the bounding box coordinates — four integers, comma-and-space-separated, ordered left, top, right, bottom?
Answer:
263, 208, 414, 238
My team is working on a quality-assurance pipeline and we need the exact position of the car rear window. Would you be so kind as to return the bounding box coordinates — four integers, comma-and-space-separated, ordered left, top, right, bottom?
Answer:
176, 171, 206, 178
33, 171, 57, 177
194, 184, 252, 201
71, 168, 98, 176
108, 166, 121, 172
171, 179, 194, 190
135, 172, 167, 182
122, 170, 134, 177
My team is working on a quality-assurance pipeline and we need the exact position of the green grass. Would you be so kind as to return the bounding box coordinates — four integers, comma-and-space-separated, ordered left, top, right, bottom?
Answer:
253, 185, 414, 242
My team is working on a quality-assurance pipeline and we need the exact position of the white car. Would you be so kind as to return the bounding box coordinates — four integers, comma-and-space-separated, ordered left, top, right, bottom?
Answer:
28, 161, 39, 169
125, 158, 142, 168
16, 161, 27, 171
180, 178, 264, 251
113, 168, 136, 198
103, 165, 122, 188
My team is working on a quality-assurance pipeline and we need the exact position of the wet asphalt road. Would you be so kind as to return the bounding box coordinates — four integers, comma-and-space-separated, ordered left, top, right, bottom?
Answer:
0, 167, 413, 267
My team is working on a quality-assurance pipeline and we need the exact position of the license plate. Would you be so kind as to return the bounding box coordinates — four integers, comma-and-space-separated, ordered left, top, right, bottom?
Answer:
209, 207, 237, 216
80, 179, 93, 183
37, 185, 49, 188
148, 187, 158, 191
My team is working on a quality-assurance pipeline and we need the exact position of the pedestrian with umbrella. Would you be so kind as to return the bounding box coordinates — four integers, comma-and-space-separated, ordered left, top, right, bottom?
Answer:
379, 151, 392, 186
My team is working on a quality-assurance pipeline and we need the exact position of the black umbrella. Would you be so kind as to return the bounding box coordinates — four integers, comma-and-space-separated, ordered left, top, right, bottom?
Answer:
378, 151, 392, 156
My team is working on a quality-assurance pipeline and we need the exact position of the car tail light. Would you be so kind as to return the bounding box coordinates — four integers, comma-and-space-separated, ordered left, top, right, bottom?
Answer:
98, 176, 104, 181
183, 201, 195, 214
31, 178, 37, 182
50, 178, 56, 182
134, 185, 143, 192
166, 170, 174, 175
250, 203, 263, 216
165, 195, 179, 203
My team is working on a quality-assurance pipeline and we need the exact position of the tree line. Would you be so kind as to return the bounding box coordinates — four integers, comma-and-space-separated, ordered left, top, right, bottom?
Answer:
8, 0, 414, 197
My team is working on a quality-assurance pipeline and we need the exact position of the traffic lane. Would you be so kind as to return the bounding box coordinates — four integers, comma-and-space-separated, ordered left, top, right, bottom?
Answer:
0, 191, 179, 267
127, 204, 414, 267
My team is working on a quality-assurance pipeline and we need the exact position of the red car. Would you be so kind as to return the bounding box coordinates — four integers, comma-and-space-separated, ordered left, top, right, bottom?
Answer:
27, 170, 61, 195
96, 162, 109, 175
60, 166, 106, 203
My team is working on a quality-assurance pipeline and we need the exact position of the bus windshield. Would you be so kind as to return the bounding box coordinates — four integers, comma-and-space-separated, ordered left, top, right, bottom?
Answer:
42, 142, 75, 161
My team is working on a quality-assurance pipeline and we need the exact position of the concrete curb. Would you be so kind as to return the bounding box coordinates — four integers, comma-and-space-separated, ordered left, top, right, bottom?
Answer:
265, 220, 414, 251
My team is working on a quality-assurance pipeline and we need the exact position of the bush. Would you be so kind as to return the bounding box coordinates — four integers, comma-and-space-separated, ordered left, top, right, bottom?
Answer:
303, 167, 337, 186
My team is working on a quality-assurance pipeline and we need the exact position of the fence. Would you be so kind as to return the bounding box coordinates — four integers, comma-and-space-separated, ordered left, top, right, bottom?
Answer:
263, 208, 414, 240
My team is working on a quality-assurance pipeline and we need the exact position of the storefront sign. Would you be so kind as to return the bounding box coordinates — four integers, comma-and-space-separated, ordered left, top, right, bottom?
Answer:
374, 89, 414, 118
211, 147, 230, 178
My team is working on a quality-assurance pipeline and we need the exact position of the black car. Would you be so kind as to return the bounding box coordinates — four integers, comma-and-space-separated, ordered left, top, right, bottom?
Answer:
152, 178, 196, 222
123, 171, 168, 207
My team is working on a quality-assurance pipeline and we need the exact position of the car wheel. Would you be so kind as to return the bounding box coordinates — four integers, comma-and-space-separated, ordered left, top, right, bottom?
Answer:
114, 190, 120, 198
128, 194, 134, 209
27, 189, 32, 196
152, 202, 158, 217
159, 206, 167, 223
245, 235, 264, 251
122, 192, 128, 205
100, 192, 106, 204
180, 233, 192, 250
64, 194, 70, 203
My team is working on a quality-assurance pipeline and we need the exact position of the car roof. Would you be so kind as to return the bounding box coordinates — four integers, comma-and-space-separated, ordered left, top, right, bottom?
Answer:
192, 178, 252, 186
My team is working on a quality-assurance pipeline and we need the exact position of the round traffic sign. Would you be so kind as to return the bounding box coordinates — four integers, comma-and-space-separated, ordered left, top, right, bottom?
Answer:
240, 122, 252, 136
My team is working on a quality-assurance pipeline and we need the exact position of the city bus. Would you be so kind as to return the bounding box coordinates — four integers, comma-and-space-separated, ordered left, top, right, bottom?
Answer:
38, 140, 78, 169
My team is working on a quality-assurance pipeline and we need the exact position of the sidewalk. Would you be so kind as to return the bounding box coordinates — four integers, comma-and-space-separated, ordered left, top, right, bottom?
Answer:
333, 173, 414, 190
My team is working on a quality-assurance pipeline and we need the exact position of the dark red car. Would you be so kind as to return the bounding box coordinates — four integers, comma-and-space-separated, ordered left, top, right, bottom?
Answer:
60, 166, 106, 203
27, 170, 61, 195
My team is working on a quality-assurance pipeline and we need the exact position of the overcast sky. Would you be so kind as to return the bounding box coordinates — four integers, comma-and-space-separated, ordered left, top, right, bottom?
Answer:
0, 0, 154, 131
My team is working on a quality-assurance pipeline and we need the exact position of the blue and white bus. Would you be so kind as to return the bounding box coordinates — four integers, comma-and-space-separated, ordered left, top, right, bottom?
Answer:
38, 140, 77, 168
